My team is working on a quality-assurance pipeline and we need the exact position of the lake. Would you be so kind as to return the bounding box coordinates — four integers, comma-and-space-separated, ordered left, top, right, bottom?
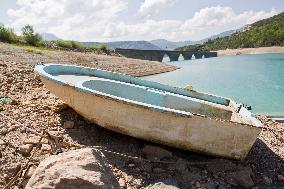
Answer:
143, 53, 284, 115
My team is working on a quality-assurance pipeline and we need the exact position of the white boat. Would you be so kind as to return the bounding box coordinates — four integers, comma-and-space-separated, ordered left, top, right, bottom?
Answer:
35, 63, 263, 159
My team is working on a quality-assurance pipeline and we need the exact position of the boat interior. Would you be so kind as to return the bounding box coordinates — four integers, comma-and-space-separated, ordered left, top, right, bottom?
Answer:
42, 64, 262, 126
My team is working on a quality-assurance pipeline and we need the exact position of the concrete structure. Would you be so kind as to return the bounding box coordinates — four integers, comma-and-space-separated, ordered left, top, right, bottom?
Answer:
115, 48, 217, 62
35, 64, 263, 160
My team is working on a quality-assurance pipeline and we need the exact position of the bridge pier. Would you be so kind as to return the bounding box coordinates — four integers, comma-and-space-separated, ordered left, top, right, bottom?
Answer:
193, 52, 204, 59
182, 52, 194, 60
166, 51, 181, 62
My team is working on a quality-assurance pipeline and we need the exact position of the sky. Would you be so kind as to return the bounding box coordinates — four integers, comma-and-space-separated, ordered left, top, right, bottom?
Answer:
0, 0, 283, 42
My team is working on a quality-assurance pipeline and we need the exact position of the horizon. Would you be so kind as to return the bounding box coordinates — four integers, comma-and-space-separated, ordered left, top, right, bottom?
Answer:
1, 0, 284, 42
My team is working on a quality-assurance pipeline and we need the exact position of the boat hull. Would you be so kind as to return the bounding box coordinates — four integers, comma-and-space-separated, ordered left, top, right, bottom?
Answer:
41, 77, 261, 160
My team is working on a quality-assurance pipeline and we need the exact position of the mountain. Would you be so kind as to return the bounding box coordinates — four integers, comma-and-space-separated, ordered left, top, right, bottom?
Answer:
81, 41, 161, 50
194, 29, 240, 44
150, 39, 194, 50
41, 33, 60, 41
150, 29, 239, 50
177, 12, 284, 51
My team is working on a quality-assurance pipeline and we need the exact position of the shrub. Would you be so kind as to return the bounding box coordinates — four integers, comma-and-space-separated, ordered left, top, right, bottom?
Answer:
0, 97, 8, 105
55, 40, 84, 50
70, 41, 83, 49
87, 45, 98, 51
0, 25, 16, 43
55, 40, 72, 49
99, 43, 107, 51
22, 25, 42, 46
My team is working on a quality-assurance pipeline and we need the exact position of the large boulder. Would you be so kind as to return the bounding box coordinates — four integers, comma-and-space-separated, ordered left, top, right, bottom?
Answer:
25, 148, 119, 189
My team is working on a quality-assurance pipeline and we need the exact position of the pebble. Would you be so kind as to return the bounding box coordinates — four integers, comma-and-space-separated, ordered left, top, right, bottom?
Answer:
195, 181, 201, 188
10, 99, 19, 105
41, 144, 51, 152
23, 136, 41, 144
63, 121, 74, 129
263, 176, 272, 185
119, 177, 126, 188
24, 165, 37, 178
277, 174, 284, 181
128, 163, 135, 167
18, 144, 33, 156
0, 128, 9, 135
0, 139, 6, 146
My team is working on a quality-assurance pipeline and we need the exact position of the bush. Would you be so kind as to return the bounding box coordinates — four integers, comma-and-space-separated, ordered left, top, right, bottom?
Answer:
55, 40, 72, 49
70, 41, 83, 49
99, 43, 107, 51
87, 45, 98, 51
55, 40, 83, 50
22, 25, 42, 46
0, 25, 16, 43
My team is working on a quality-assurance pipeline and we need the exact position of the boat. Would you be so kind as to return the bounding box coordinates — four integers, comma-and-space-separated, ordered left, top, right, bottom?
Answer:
34, 63, 263, 160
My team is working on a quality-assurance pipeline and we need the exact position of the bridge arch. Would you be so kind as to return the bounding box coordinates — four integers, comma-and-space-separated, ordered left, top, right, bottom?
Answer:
178, 54, 184, 61
162, 53, 170, 62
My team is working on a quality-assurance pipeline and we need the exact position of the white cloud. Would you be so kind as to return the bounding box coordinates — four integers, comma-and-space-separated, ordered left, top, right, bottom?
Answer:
139, 0, 175, 17
7, 0, 128, 40
7, 2, 278, 41
179, 6, 277, 40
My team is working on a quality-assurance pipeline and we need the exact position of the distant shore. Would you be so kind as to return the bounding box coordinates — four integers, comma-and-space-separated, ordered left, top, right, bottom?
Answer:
217, 46, 284, 56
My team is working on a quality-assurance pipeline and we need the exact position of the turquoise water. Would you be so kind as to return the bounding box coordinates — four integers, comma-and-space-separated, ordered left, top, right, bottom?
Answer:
144, 54, 284, 115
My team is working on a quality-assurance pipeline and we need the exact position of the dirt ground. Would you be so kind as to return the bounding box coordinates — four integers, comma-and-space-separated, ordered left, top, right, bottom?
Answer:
0, 43, 283, 189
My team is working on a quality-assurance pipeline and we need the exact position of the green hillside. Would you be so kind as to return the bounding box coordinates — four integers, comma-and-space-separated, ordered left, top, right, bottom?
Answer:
177, 12, 284, 51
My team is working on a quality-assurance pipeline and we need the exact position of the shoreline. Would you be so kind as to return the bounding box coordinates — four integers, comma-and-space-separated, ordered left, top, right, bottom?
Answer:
217, 46, 284, 56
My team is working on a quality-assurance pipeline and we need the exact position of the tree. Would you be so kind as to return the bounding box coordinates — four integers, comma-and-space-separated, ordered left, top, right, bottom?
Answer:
22, 25, 41, 46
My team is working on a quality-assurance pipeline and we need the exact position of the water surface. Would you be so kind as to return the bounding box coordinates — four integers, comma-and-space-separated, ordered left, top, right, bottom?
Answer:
144, 54, 284, 115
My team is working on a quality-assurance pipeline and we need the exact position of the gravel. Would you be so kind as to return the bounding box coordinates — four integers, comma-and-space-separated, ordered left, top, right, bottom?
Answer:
0, 43, 283, 188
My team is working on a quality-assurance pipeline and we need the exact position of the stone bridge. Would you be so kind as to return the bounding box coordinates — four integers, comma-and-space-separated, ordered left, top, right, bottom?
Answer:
115, 48, 217, 62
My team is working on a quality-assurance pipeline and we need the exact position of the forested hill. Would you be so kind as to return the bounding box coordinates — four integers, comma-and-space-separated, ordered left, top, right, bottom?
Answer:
177, 12, 284, 51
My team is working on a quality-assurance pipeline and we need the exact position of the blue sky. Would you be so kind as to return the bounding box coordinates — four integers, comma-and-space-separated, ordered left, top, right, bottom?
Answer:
0, 0, 283, 41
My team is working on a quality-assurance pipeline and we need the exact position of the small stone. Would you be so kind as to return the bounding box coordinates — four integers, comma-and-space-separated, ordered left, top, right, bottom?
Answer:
0, 128, 9, 135
195, 181, 201, 188
10, 99, 19, 105
263, 176, 272, 185
3, 174, 9, 181
128, 163, 135, 167
24, 136, 41, 144
277, 174, 284, 181
146, 178, 179, 189
119, 177, 126, 188
231, 166, 254, 189
63, 121, 74, 129
0, 139, 6, 146
24, 165, 37, 178
18, 144, 33, 155
41, 144, 51, 152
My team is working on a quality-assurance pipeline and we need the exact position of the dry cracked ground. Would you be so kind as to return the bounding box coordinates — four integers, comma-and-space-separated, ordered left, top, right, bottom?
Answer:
0, 43, 283, 189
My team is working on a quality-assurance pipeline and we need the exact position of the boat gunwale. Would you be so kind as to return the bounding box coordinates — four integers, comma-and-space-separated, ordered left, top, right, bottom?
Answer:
34, 63, 264, 129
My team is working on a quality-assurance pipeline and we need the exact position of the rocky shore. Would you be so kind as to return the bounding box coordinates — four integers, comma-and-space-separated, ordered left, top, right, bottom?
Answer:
0, 43, 284, 188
